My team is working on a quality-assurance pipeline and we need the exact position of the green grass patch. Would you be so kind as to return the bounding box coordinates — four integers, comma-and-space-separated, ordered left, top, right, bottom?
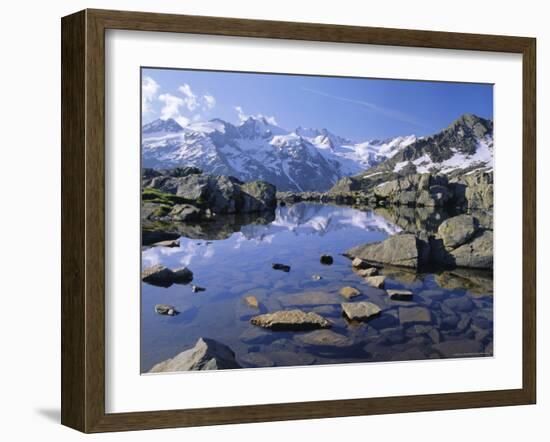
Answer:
142, 188, 190, 206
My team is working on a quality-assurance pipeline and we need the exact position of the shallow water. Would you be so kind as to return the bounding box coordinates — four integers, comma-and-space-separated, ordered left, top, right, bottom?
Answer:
141, 202, 493, 372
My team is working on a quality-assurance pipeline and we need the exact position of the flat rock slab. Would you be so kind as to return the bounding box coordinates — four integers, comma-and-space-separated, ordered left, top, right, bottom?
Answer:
387, 289, 414, 301
148, 337, 241, 373
295, 329, 354, 348
399, 306, 432, 325
365, 275, 386, 289
251, 309, 331, 330
339, 286, 361, 299
342, 302, 382, 321
346, 233, 422, 268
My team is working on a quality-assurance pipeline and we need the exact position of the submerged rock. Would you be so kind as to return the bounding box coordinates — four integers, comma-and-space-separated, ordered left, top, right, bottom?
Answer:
191, 284, 206, 293
339, 286, 361, 299
432, 339, 484, 358
311, 274, 323, 281
295, 329, 354, 348
244, 295, 260, 309
250, 309, 331, 330
320, 254, 334, 265
399, 306, 432, 325
154, 304, 178, 316
272, 263, 291, 272
148, 337, 241, 372
341, 302, 382, 321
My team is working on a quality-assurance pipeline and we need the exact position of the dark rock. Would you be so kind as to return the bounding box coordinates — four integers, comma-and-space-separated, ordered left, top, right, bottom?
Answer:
320, 254, 334, 265
141, 264, 176, 287
191, 284, 206, 293
386, 289, 414, 301
272, 263, 291, 272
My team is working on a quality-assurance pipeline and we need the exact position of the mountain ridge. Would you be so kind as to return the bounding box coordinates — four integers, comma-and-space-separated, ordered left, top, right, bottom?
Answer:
142, 113, 492, 192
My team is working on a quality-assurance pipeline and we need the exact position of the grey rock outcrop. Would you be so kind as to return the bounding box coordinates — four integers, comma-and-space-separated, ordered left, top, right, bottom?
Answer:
148, 337, 241, 372
346, 233, 428, 269
437, 214, 479, 249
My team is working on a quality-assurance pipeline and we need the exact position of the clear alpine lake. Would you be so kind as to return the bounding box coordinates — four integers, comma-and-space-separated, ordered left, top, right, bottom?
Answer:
141, 202, 493, 372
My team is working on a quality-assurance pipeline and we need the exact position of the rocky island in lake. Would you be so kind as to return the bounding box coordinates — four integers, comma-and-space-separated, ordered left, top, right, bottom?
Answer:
139, 68, 494, 373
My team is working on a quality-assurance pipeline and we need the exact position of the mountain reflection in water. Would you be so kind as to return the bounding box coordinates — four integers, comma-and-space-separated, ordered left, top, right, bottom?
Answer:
141, 202, 493, 372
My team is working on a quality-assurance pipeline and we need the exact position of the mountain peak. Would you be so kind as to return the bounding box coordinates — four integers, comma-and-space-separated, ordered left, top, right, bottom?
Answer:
446, 113, 492, 139
142, 118, 184, 134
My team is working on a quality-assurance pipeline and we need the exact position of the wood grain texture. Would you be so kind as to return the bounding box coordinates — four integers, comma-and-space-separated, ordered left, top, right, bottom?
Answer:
61, 10, 86, 432
61, 8, 537, 433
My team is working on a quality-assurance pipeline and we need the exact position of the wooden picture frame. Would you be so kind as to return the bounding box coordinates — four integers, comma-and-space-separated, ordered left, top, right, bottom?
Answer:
61, 8, 536, 433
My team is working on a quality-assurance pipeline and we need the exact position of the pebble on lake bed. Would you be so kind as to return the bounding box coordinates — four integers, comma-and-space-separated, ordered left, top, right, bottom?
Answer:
320, 254, 334, 265
244, 295, 259, 309
311, 274, 322, 280
191, 285, 206, 293
155, 304, 178, 316
339, 286, 361, 299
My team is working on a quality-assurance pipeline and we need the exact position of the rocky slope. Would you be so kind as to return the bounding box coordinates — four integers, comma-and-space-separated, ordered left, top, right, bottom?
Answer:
141, 167, 277, 245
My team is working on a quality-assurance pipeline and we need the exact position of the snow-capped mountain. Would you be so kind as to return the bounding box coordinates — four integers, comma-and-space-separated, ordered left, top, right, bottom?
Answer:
364, 114, 493, 178
141, 116, 416, 192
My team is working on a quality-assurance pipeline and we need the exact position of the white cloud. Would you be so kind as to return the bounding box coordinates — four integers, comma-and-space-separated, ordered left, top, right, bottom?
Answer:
234, 106, 278, 125
158, 93, 185, 121
142, 76, 159, 113
178, 83, 199, 111
203, 94, 216, 109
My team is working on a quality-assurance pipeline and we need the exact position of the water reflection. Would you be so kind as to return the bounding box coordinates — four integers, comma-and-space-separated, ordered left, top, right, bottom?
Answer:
141, 203, 493, 372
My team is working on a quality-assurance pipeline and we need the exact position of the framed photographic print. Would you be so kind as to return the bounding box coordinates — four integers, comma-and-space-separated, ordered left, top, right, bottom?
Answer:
61, 9, 536, 433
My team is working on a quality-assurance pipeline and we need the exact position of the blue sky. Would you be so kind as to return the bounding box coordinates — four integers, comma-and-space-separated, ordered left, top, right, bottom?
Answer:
142, 67, 493, 141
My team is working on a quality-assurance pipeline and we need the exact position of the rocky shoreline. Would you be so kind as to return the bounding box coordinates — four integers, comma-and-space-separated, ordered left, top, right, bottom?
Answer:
141, 167, 493, 373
